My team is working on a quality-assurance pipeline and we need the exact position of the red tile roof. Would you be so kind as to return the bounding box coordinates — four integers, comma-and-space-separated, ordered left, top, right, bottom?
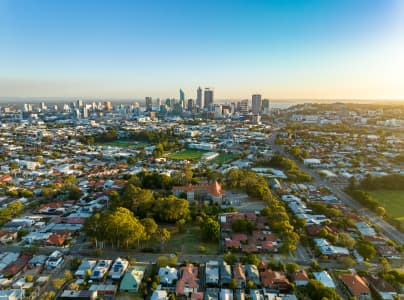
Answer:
339, 274, 370, 296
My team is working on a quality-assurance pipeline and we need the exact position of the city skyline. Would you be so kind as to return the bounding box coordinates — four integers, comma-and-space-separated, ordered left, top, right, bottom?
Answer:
1, 0, 404, 100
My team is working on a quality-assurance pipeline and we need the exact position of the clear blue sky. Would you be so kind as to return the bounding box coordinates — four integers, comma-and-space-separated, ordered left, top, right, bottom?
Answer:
0, 0, 403, 100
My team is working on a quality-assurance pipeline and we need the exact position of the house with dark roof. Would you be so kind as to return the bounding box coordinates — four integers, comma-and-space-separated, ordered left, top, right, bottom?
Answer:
367, 275, 397, 300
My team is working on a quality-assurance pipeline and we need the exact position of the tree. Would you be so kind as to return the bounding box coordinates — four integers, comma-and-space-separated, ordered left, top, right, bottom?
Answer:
229, 278, 237, 289
231, 219, 254, 234
305, 279, 339, 300
338, 256, 356, 268
357, 240, 376, 260
108, 207, 145, 248
141, 218, 158, 240
154, 196, 190, 223
64, 270, 73, 281
200, 217, 220, 242
52, 278, 66, 290
224, 252, 237, 265
157, 228, 171, 251
244, 253, 260, 266
246, 280, 256, 289
336, 232, 356, 250
286, 263, 299, 274
120, 184, 153, 216
375, 206, 386, 217
176, 219, 186, 233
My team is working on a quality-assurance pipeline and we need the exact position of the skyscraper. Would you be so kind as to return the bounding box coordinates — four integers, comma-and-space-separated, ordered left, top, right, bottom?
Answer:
239, 99, 249, 114
196, 87, 203, 108
179, 89, 185, 102
204, 88, 214, 109
145, 97, 153, 111
252, 94, 262, 114
104, 101, 112, 111
262, 99, 271, 115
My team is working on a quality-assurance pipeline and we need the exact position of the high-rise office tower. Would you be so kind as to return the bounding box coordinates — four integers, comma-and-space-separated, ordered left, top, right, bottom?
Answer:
40, 102, 47, 111
252, 94, 262, 114
76, 99, 84, 108
262, 99, 271, 115
104, 101, 112, 111
204, 88, 214, 109
145, 97, 153, 111
156, 98, 161, 108
187, 99, 195, 111
239, 99, 249, 114
196, 87, 203, 108
82, 107, 89, 118
179, 89, 185, 102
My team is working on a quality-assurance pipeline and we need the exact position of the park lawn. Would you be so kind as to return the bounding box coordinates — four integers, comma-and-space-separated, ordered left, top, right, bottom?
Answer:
164, 226, 218, 255
98, 140, 149, 149
167, 149, 207, 161
369, 190, 404, 220
210, 152, 238, 164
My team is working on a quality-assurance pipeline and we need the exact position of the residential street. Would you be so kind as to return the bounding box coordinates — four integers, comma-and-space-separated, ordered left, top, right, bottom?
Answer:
270, 132, 404, 245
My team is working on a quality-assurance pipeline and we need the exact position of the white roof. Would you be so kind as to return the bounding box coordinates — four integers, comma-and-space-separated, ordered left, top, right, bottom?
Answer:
313, 271, 336, 288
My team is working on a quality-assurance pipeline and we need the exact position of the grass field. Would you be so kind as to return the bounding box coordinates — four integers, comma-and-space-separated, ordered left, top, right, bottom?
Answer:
210, 153, 238, 164
167, 149, 207, 161
98, 140, 149, 149
164, 226, 218, 255
369, 190, 404, 221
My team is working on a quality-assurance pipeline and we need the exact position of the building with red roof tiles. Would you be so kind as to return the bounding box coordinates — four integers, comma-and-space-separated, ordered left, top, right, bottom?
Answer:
233, 263, 246, 288
292, 270, 309, 286
224, 239, 240, 249
339, 273, 370, 299
46, 234, 66, 246
260, 270, 291, 292
1, 254, 31, 277
172, 181, 225, 203
176, 264, 200, 297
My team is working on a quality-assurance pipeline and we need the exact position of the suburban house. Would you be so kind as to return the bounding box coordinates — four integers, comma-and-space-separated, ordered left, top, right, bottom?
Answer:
313, 271, 336, 289
176, 264, 200, 297
75, 259, 97, 278
159, 266, 178, 286
172, 181, 225, 203
367, 275, 397, 300
220, 262, 232, 287
291, 270, 309, 286
259, 270, 291, 292
233, 263, 246, 289
339, 273, 371, 299
120, 265, 145, 292
205, 260, 219, 287
244, 264, 260, 286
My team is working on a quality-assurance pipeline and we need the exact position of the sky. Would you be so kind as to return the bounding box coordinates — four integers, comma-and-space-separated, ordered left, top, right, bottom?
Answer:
0, 0, 404, 101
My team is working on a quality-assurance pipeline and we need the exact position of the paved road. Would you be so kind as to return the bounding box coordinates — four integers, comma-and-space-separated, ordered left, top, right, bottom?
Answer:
270, 131, 404, 245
